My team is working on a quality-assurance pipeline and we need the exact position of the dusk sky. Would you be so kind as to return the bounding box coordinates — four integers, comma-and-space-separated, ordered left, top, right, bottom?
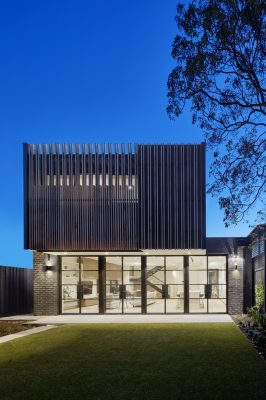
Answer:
0, 0, 256, 268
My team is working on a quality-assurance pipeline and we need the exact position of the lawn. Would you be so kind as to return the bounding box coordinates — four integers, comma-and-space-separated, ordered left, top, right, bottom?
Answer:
0, 323, 265, 400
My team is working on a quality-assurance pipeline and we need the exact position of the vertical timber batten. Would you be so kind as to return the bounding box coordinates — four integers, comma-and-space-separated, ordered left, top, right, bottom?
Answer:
24, 143, 206, 251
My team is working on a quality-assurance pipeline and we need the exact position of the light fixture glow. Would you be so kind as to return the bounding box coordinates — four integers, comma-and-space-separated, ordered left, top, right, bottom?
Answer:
233, 254, 238, 270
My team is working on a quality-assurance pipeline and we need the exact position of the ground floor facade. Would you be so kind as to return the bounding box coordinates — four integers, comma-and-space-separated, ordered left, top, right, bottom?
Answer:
33, 249, 246, 316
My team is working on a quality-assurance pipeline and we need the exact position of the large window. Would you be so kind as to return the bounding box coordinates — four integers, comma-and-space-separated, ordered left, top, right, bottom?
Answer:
145, 256, 184, 313
61, 257, 99, 314
105, 256, 142, 313
60, 255, 227, 314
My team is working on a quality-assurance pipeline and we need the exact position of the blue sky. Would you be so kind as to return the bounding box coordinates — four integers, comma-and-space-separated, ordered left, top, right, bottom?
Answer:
0, 0, 256, 268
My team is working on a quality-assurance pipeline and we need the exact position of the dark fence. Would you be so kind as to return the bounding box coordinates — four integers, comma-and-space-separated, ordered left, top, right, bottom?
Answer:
0, 266, 33, 316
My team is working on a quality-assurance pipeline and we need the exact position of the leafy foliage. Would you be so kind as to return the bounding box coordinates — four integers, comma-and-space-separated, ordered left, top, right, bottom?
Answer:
255, 280, 265, 310
167, 0, 266, 226
247, 281, 265, 328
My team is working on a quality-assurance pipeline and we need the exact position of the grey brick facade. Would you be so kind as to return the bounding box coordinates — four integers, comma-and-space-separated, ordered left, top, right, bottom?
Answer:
33, 251, 59, 315
228, 247, 244, 315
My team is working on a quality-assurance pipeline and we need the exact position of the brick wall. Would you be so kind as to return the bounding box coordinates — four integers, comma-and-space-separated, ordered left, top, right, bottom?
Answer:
33, 251, 59, 315
228, 247, 244, 315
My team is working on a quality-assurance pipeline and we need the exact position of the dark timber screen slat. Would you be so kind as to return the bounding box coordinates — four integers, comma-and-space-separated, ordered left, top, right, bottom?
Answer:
24, 143, 206, 251
0, 266, 33, 316
138, 144, 206, 249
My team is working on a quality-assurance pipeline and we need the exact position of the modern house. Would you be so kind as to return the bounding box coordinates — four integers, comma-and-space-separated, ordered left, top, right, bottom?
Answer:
23, 143, 265, 315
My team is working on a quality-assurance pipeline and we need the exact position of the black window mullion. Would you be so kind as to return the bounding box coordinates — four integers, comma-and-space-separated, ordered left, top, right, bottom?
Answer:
122, 257, 124, 314
99, 256, 105, 314
59, 256, 62, 314
207, 256, 209, 313
141, 256, 147, 314
164, 256, 166, 313
79, 256, 81, 314
184, 255, 189, 313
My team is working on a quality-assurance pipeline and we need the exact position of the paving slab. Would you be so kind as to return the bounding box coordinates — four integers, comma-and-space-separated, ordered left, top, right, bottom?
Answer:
0, 315, 35, 321
4, 314, 234, 325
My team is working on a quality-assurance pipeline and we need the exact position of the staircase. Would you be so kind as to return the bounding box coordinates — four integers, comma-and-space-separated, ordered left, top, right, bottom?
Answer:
131, 265, 165, 295
146, 265, 164, 279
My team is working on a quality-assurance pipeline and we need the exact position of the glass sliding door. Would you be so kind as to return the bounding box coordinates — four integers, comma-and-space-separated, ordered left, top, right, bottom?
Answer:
80, 257, 99, 313
188, 255, 227, 313
123, 257, 142, 313
146, 257, 165, 313
61, 257, 99, 314
189, 256, 207, 313
105, 256, 142, 313
60, 254, 227, 315
207, 256, 227, 312
165, 257, 184, 313
105, 257, 122, 313
61, 257, 80, 313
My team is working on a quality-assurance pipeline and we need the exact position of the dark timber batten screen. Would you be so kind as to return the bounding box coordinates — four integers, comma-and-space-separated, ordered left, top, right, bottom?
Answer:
24, 144, 139, 250
138, 144, 206, 249
24, 143, 206, 251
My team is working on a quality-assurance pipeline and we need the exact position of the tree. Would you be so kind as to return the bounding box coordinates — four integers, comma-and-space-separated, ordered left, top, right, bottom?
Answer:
167, 0, 266, 226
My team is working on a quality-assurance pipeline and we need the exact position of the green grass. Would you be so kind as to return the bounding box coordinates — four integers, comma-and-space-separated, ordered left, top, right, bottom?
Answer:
0, 323, 265, 400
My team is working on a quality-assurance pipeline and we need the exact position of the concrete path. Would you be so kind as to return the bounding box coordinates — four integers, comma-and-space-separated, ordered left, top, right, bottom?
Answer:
0, 325, 57, 344
1, 314, 233, 325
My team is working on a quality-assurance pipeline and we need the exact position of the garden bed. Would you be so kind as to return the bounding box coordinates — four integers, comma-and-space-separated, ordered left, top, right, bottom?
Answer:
0, 321, 32, 337
233, 315, 266, 361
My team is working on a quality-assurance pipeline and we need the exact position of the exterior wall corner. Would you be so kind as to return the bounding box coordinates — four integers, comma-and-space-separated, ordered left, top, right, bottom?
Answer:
33, 251, 59, 316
